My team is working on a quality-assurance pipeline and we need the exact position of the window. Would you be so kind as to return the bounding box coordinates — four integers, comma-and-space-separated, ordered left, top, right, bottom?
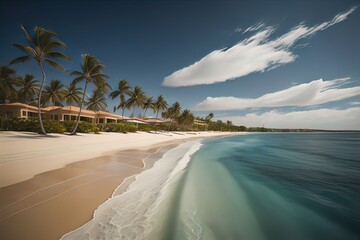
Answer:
22, 111, 27, 117
28, 112, 37, 118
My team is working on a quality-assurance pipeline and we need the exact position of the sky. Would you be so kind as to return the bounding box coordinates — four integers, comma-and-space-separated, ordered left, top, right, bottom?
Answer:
0, 0, 359, 130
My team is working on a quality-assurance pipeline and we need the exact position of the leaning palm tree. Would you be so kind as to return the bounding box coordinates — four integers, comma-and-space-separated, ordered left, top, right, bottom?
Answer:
142, 96, 154, 118
63, 81, 82, 110
126, 85, 146, 116
0, 66, 18, 103
109, 79, 131, 116
10, 25, 71, 134
70, 54, 108, 134
17, 74, 40, 104
42, 79, 65, 107
86, 88, 108, 111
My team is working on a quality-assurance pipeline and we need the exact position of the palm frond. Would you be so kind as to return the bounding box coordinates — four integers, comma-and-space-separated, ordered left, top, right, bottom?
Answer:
47, 52, 71, 62
10, 56, 30, 65
44, 58, 66, 71
21, 25, 36, 48
13, 44, 34, 57
44, 41, 66, 51
69, 70, 84, 77
72, 76, 86, 84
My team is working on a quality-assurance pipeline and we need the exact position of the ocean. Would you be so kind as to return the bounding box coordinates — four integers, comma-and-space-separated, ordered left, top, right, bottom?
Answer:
62, 133, 360, 240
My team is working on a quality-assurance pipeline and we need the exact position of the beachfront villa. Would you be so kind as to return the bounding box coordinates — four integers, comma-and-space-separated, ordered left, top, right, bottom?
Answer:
0, 102, 168, 125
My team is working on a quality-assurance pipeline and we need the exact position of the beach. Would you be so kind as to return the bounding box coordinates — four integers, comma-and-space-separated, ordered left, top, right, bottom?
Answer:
0, 131, 233, 240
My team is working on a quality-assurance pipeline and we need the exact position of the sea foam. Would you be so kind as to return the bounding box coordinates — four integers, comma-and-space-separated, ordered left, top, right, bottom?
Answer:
61, 140, 203, 240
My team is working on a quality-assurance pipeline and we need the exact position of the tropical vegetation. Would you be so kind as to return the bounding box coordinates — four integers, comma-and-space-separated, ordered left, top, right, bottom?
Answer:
0, 24, 247, 134
10, 25, 71, 134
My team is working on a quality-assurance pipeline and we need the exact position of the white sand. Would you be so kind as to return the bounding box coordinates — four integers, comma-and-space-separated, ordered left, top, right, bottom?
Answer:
0, 131, 234, 188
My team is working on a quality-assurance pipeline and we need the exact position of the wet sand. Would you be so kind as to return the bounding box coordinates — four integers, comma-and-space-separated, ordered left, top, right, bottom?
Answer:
0, 131, 237, 239
0, 142, 181, 240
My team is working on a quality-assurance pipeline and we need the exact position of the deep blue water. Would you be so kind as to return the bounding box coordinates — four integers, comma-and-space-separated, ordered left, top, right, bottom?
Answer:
164, 133, 360, 240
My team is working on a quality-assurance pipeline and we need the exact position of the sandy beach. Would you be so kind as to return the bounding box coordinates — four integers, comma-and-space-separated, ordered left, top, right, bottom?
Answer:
0, 131, 232, 240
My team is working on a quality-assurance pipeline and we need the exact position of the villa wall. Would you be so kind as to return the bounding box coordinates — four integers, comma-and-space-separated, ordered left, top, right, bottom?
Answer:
0, 103, 165, 125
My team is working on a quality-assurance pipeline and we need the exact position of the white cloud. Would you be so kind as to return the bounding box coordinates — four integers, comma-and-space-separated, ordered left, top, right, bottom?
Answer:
196, 77, 360, 111
221, 107, 360, 130
349, 101, 360, 105
163, 7, 357, 87
242, 22, 265, 34
234, 27, 242, 32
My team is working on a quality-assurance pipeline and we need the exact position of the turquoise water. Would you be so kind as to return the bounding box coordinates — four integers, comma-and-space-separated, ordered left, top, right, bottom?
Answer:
62, 133, 359, 240
158, 133, 360, 240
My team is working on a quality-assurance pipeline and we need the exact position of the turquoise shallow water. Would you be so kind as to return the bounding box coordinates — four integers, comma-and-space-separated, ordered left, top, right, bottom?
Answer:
160, 133, 360, 240
62, 133, 360, 240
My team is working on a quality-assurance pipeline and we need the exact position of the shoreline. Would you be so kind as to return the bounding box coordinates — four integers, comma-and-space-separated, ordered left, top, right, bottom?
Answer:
0, 131, 239, 240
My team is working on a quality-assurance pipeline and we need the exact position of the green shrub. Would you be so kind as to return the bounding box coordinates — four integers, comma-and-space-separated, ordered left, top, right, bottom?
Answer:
62, 121, 75, 132
63, 121, 100, 134
0, 118, 65, 133
10, 118, 38, 132
138, 124, 154, 132
43, 120, 66, 133
104, 122, 137, 133
78, 121, 100, 133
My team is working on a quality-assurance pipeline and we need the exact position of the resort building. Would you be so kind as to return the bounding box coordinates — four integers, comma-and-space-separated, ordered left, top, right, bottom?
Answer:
193, 119, 208, 130
0, 102, 138, 124
0, 102, 45, 119
0, 102, 201, 128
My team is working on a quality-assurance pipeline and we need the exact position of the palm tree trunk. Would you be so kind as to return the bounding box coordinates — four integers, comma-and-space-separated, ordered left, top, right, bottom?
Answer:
132, 106, 135, 117
37, 62, 47, 135
143, 108, 148, 118
121, 107, 125, 118
154, 110, 159, 133
71, 80, 89, 135
167, 118, 173, 132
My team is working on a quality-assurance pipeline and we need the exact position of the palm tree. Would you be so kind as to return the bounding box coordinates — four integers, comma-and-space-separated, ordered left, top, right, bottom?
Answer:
70, 54, 108, 134
94, 78, 112, 94
117, 95, 130, 116
42, 79, 65, 107
153, 95, 168, 132
142, 96, 154, 118
17, 74, 40, 104
0, 66, 18, 103
178, 109, 194, 131
167, 101, 181, 131
63, 81, 82, 110
154, 95, 168, 119
205, 112, 214, 123
109, 79, 131, 116
10, 25, 71, 134
86, 88, 108, 111
126, 85, 146, 116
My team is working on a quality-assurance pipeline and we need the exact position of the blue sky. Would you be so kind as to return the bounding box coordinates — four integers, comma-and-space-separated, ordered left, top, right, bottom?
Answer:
0, 0, 359, 130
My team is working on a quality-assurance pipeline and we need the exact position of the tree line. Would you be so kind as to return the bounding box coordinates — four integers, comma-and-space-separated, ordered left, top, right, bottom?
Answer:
0, 25, 246, 135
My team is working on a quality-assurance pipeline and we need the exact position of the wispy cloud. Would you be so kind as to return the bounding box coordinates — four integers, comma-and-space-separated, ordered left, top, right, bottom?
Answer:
163, 7, 357, 87
349, 101, 360, 105
242, 22, 265, 34
221, 107, 360, 130
234, 27, 242, 32
195, 77, 360, 110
